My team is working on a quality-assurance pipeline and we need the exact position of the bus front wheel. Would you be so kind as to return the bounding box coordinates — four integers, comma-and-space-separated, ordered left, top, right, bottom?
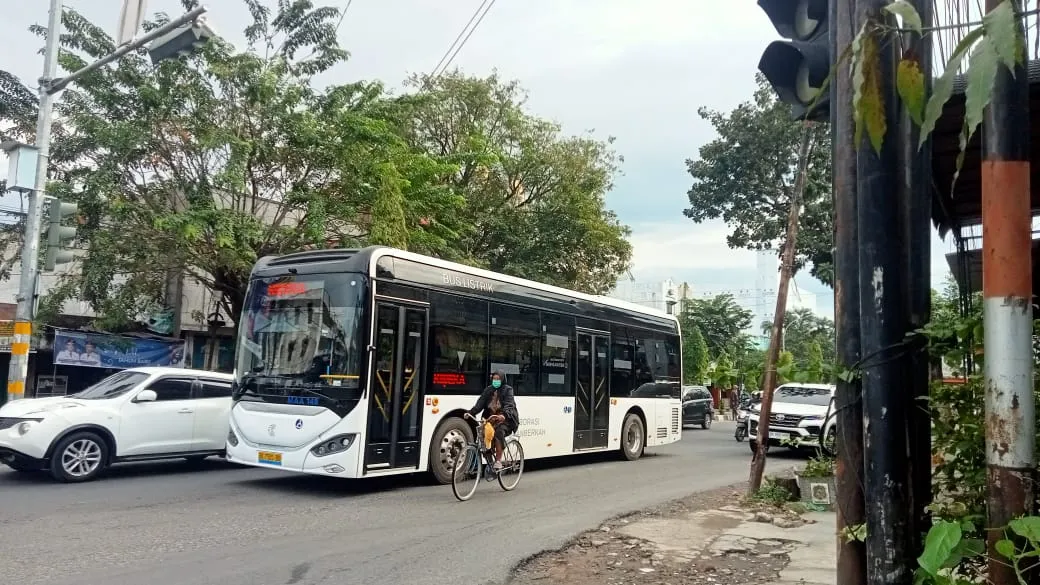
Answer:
430, 416, 474, 485
620, 412, 645, 461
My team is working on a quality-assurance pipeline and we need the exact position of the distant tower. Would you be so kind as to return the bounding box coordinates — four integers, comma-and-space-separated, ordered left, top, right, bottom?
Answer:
755, 250, 778, 348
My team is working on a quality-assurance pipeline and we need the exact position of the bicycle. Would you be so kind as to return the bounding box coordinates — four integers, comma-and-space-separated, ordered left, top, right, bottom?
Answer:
450, 415, 525, 501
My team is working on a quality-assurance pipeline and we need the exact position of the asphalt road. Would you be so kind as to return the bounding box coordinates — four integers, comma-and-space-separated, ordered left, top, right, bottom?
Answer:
0, 421, 800, 585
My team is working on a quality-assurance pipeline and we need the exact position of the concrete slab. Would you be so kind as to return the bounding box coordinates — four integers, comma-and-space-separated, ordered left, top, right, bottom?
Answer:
615, 506, 837, 585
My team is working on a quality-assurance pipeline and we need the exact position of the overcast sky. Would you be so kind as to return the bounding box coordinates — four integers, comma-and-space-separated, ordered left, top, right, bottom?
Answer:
0, 0, 957, 317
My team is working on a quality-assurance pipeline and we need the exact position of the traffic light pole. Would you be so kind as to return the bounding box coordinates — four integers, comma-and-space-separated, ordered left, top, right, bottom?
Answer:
830, 0, 866, 582
6, 0, 63, 405
4, 2, 208, 404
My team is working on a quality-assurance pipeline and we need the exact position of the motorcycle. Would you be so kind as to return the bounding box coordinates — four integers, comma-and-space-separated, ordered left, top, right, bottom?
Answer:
734, 408, 750, 442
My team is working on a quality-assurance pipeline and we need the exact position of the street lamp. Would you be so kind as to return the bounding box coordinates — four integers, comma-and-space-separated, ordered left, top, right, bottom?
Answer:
3, 2, 214, 405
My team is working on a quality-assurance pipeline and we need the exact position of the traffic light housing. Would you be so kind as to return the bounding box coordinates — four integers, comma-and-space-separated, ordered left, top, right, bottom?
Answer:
757, 0, 831, 121
44, 198, 78, 271
147, 17, 215, 65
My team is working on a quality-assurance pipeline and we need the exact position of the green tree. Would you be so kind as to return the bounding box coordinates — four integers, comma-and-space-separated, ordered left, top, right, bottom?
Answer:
681, 322, 710, 384
761, 307, 835, 369
710, 351, 737, 389
394, 70, 632, 294
8, 1, 460, 329
683, 74, 833, 285
802, 342, 825, 383
680, 293, 754, 358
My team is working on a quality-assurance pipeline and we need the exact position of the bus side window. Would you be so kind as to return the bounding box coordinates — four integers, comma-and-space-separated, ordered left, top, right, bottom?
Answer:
489, 303, 540, 396
539, 312, 574, 396
610, 334, 634, 397
428, 291, 488, 395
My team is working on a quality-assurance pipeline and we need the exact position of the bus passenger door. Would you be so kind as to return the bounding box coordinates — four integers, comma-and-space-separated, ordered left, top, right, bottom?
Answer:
574, 330, 610, 451
365, 301, 428, 471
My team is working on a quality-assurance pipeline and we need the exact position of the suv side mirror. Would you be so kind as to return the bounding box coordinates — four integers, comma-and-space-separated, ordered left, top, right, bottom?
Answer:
133, 389, 158, 403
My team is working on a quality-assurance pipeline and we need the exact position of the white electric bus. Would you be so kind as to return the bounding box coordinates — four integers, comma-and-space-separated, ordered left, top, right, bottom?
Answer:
225, 247, 683, 483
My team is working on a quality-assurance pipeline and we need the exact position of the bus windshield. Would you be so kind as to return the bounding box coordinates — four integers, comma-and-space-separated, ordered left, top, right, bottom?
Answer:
235, 272, 366, 412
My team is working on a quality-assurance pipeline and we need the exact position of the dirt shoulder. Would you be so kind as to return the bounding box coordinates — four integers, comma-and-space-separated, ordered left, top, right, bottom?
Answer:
506, 481, 808, 585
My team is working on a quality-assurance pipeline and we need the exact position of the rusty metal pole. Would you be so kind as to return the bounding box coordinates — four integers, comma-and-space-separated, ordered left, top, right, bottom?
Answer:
856, 1, 913, 583
900, 0, 933, 550
832, 0, 866, 581
981, 2, 1033, 584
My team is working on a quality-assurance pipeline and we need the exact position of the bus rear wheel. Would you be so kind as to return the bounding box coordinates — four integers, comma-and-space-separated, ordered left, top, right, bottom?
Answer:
430, 416, 473, 485
620, 412, 645, 461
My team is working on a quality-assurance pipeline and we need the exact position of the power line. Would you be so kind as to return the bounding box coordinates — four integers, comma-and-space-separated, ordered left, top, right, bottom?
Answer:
430, 0, 496, 77
333, 0, 353, 34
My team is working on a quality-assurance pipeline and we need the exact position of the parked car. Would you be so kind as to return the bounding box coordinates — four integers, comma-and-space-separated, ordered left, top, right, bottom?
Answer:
746, 383, 835, 453
0, 367, 234, 483
681, 385, 715, 429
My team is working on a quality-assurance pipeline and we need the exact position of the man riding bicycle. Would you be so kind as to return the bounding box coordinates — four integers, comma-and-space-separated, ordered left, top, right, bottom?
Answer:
464, 370, 519, 471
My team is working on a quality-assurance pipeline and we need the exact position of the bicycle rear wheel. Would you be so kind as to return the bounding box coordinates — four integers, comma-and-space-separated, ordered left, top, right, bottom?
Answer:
452, 444, 482, 501
498, 440, 524, 491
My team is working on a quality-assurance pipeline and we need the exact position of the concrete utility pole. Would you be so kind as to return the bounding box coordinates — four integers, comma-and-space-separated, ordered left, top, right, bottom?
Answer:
4, 1, 210, 404
980, 1, 1033, 584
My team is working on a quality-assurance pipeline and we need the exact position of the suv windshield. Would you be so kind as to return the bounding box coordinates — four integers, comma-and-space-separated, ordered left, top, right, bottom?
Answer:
774, 386, 832, 406
71, 370, 149, 399
235, 272, 366, 414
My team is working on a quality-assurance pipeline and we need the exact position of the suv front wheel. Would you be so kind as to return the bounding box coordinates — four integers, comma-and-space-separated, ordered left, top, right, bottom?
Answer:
49, 431, 110, 483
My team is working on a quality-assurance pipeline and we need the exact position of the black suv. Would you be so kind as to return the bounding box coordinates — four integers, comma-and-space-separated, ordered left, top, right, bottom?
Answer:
681, 385, 714, 429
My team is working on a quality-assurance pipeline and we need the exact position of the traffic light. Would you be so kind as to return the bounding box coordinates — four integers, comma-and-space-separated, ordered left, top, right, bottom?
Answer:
44, 198, 78, 271
147, 17, 215, 65
757, 0, 831, 121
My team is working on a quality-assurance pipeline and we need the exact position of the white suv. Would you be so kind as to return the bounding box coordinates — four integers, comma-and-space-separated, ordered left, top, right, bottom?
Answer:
746, 383, 835, 453
0, 367, 234, 482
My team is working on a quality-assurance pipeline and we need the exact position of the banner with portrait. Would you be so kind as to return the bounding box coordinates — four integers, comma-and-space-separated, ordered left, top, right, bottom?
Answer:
53, 330, 186, 369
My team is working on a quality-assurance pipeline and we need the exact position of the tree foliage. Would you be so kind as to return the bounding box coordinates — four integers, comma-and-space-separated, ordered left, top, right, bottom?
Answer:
684, 74, 833, 285
851, 0, 1023, 188
395, 70, 632, 294
679, 293, 753, 359
761, 307, 835, 372
0, 1, 633, 330
681, 321, 710, 384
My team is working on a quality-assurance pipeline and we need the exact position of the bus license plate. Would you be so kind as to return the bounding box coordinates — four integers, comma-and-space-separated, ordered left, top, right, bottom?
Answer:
768, 432, 785, 440
257, 451, 283, 466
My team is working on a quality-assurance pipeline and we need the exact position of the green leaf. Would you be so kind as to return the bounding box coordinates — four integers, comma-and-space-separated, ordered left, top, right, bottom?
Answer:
883, 0, 923, 34
995, 538, 1017, 560
853, 27, 886, 153
919, 26, 985, 148
981, 0, 1020, 71
917, 521, 962, 577
962, 40, 999, 148
896, 59, 926, 126
1009, 516, 1040, 543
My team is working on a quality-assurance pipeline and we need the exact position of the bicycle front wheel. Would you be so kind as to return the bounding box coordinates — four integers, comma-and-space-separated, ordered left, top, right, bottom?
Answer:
498, 440, 525, 491
452, 444, 482, 501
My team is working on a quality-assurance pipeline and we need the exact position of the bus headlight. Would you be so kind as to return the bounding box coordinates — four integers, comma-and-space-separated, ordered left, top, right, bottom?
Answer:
310, 434, 356, 457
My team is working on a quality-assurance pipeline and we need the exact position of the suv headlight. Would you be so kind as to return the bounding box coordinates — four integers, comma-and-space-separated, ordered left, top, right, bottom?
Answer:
310, 434, 357, 457
15, 420, 37, 436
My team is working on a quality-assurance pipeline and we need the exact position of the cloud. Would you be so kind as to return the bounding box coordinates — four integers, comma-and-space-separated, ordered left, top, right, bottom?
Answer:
629, 219, 758, 276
